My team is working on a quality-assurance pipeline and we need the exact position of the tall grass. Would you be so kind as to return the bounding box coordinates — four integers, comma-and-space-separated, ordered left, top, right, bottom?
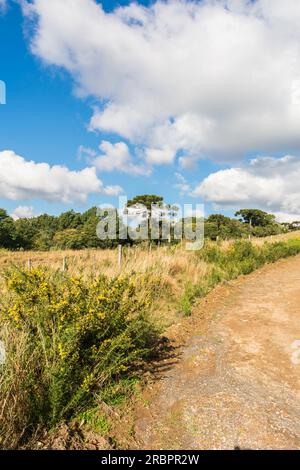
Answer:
178, 238, 300, 315
1, 236, 300, 448
0, 268, 158, 449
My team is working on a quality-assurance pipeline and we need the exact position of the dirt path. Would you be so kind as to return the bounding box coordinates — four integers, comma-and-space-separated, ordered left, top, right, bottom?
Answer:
134, 255, 300, 450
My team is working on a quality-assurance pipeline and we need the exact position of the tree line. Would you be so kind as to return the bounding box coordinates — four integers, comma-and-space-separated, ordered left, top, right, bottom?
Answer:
0, 196, 298, 251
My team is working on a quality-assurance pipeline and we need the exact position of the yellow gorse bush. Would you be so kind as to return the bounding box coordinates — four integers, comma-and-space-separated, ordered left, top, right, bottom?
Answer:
0, 267, 158, 447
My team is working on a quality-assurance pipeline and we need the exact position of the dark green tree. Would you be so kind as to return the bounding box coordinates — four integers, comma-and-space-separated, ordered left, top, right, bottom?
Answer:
0, 209, 18, 249
53, 229, 87, 250
127, 195, 164, 211
235, 209, 276, 227
204, 214, 247, 240
206, 214, 232, 229
57, 210, 83, 231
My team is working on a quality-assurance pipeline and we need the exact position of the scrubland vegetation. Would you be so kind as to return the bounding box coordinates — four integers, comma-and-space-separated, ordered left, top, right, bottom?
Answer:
0, 197, 300, 251
0, 267, 158, 448
1, 233, 300, 449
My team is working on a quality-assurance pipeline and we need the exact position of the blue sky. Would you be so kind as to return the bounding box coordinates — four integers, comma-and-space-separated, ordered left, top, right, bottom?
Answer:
0, 0, 222, 218
1, 0, 300, 222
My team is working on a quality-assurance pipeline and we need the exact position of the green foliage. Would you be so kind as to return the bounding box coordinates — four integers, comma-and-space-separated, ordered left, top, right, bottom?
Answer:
1, 236, 300, 448
0, 268, 158, 448
204, 213, 249, 240
0, 217, 17, 249
179, 238, 300, 315
127, 195, 163, 211
179, 283, 196, 316
179, 267, 223, 316
200, 240, 262, 278
263, 239, 300, 262
204, 209, 285, 240
53, 229, 87, 249
235, 208, 276, 227
57, 210, 83, 231
99, 377, 140, 406
200, 239, 300, 279
251, 224, 283, 237
0, 202, 293, 250
206, 214, 232, 229
77, 408, 110, 435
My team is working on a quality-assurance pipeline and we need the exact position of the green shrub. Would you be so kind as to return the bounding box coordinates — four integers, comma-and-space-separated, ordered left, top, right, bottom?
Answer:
262, 240, 300, 262
200, 243, 223, 264
196, 237, 300, 295
77, 407, 110, 435
179, 268, 223, 316
2, 237, 300, 448
200, 239, 300, 278
228, 240, 258, 260
0, 267, 158, 448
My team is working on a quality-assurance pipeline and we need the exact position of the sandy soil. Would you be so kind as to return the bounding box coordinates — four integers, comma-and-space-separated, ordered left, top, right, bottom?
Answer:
134, 255, 300, 450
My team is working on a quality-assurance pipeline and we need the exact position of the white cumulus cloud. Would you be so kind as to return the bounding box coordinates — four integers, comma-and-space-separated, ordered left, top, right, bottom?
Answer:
91, 141, 151, 176
0, 150, 122, 203
11, 205, 35, 220
193, 155, 300, 221
23, 0, 300, 165
145, 147, 176, 166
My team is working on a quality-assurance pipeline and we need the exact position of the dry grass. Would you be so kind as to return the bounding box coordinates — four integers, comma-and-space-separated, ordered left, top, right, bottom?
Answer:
219, 230, 300, 250
0, 244, 209, 328
1, 230, 299, 274
0, 230, 299, 328
251, 230, 300, 244
2, 233, 300, 449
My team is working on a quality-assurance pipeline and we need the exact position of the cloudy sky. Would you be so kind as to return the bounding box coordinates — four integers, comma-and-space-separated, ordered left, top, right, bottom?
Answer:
1, 0, 300, 221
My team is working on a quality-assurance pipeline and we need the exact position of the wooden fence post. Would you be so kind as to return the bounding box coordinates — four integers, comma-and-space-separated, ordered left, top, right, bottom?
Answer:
27, 258, 32, 270
118, 244, 123, 269
62, 257, 67, 272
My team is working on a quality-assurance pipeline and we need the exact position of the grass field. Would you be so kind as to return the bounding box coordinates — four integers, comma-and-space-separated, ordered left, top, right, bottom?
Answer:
1, 231, 300, 449
1, 229, 299, 270
0, 230, 300, 328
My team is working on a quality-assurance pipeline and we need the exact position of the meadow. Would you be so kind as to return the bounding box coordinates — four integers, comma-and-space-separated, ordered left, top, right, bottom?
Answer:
1, 231, 300, 449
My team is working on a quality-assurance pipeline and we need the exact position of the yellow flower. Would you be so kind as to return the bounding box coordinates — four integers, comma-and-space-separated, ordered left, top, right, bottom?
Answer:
58, 342, 68, 359
81, 373, 93, 391
97, 295, 107, 302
